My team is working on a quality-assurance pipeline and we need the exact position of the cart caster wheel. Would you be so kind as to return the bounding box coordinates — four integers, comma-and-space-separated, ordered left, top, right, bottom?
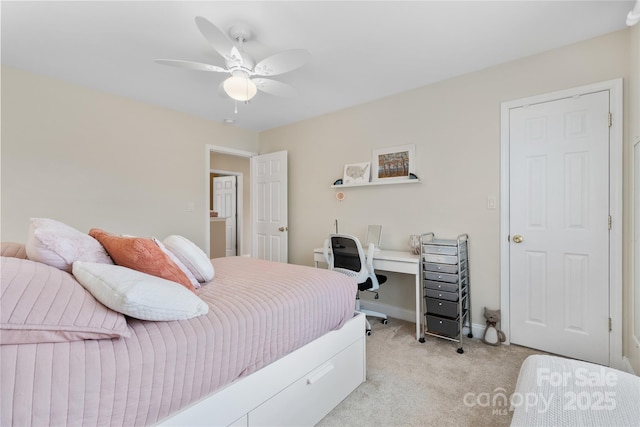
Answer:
366, 330, 372, 336
467, 333, 473, 338
419, 337, 425, 343
382, 319, 388, 325
457, 348, 464, 354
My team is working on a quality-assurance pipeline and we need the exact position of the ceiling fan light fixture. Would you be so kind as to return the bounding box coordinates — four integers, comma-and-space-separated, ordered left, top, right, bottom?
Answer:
223, 75, 257, 101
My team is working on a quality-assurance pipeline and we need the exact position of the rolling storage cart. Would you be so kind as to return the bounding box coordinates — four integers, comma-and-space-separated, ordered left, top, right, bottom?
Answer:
419, 233, 472, 353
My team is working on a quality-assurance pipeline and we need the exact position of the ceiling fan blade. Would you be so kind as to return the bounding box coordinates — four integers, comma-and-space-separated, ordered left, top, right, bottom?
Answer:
155, 59, 228, 73
195, 16, 235, 60
253, 49, 310, 76
253, 78, 297, 98
229, 46, 243, 66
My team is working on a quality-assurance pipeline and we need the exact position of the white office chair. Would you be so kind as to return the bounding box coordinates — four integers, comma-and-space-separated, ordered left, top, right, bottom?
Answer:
324, 233, 388, 335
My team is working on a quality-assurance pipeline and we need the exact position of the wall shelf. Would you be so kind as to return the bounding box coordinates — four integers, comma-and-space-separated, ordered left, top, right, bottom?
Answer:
331, 179, 420, 189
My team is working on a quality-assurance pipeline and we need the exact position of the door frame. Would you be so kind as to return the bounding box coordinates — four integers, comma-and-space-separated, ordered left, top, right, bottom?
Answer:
205, 145, 256, 258
499, 78, 623, 368
211, 171, 242, 256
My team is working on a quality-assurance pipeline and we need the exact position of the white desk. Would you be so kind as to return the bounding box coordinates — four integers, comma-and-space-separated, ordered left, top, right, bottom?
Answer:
313, 248, 422, 340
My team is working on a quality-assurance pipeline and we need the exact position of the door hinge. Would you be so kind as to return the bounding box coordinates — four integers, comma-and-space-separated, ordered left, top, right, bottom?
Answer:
609, 317, 612, 332
608, 215, 612, 230
608, 112, 612, 127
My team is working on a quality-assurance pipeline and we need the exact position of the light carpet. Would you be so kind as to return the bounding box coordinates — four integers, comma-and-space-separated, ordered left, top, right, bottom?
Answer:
317, 317, 546, 427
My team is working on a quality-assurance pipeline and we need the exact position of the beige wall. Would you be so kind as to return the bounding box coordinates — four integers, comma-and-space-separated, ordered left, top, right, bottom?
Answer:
260, 30, 632, 347
0, 66, 259, 250
210, 152, 251, 255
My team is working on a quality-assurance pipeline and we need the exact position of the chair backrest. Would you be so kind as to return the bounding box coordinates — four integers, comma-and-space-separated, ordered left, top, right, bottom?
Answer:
324, 234, 374, 285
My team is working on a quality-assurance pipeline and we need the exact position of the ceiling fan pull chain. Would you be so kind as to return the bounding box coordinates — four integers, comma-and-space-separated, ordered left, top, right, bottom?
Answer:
234, 100, 238, 114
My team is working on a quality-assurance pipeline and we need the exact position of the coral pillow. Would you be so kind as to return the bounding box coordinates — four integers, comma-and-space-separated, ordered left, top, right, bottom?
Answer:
163, 235, 214, 283
89, 229, 195, 292
73, 261, 209, 321
1, 256, 130, 344
25, 218, 113, 272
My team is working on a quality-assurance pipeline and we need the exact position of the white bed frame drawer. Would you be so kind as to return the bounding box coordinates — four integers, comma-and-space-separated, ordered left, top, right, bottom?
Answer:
248, 338, 364, 426
158, 313, 366, 427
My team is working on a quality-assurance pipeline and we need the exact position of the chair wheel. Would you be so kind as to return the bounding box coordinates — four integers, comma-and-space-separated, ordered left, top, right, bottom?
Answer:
467, 333, 473, 338
366, 330, 372, 336
382, 319, 388, 325
457, 348, 464, 354
419, 337, 425, 343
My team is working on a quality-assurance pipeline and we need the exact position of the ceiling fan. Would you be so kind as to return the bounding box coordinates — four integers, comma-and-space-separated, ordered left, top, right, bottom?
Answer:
156, 16, 310, 103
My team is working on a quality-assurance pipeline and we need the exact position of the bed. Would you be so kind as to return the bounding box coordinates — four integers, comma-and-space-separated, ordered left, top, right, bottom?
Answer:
1, 243, 365, 427
510, 355, 640, 426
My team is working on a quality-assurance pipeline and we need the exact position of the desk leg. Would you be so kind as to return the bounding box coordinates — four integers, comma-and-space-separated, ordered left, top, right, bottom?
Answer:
415, 265, 423, 341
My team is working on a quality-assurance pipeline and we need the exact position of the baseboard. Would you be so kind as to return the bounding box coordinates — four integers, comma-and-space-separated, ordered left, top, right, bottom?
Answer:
464, 323, 485, 340
360, 300, 485, 339
359, 301, 415, 323
622, 356, 637, 375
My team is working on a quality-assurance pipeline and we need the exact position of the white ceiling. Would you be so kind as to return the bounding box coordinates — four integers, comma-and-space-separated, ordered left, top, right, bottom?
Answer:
1, 1, 634, 132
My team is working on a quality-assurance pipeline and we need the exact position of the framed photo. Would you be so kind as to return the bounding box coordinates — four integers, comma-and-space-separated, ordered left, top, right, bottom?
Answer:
343, 162, 371, 185
372, 144, 416, 181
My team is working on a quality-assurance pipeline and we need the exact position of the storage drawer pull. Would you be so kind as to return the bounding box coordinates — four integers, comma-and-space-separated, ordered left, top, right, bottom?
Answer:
306, 363, 334, 385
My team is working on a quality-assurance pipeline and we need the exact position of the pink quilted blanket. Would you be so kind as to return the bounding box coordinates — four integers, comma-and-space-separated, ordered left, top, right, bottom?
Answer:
1, 256, 357, 426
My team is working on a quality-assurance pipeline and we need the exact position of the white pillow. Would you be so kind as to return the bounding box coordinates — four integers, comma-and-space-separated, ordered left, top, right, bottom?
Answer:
25, 218, 113, 272
72, 261, 209, 321
163, 235, 214, 282
152, 237, 200, 289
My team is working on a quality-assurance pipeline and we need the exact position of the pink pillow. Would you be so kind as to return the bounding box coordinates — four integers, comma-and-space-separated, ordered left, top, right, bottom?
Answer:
1, 242, 27, 259
25, 218, 113, 272
89, 229, 195, 292
0, 256, 130, 344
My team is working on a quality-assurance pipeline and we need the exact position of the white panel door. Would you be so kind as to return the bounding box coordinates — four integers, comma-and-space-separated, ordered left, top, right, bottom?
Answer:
213, 176, 237, 257
509, 90, 610, 365
252, 151, 288, 262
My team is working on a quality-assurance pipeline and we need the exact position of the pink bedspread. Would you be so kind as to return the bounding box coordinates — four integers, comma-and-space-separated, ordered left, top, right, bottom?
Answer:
1, 257, 357, 426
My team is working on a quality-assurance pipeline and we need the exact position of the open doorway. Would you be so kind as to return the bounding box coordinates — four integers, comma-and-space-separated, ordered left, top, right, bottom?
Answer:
211, 173, 240, 257
206, 145, 255, 258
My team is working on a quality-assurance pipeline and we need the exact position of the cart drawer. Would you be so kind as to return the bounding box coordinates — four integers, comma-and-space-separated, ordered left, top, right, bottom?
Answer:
422, 244, 458, 255
424, 271, 459, 283
426, 315, 460, 338
425, 288, 459, 301
425, 298, 458, 318
424, 280, 459, 293
423, 262, 458, 274
423, 254, 458, 264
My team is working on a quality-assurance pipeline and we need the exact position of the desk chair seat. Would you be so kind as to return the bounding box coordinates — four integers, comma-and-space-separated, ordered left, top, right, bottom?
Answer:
324, 234, 388, 335
359, 274, 387, 291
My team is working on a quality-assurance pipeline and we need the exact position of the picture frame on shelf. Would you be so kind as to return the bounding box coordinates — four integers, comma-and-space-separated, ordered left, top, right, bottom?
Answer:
343, 162, 371, 185
372, 144, 416, 182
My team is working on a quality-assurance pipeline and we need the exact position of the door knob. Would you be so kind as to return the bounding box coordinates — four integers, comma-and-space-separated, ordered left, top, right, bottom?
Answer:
278, 226, 288, 232
512, 235, 523, 243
